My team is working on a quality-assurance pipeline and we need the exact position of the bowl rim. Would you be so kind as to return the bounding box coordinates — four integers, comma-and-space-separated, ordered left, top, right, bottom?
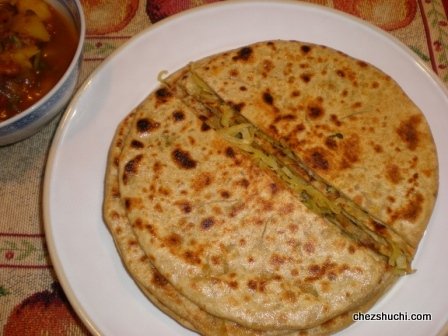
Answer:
0, 0, 86, 128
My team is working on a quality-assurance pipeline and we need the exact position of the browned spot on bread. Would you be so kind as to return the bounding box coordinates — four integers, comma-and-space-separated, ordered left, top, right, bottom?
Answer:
336, 69, 345, 78
261, 200, 274, 212
291, 90, 301, 97
211, 255, 222, 265
372, 220, 387, 235
127, 239, 138, 247
307, 99, 324, 119
392, 192, 424, 222
300, 73, 312, 83
174, 200, 192, 213
280, 203, 294, 215
136, 118, 160, 133
111, 186, 120, 198
122, 154, 143, 184
232, 46, 253, 61
172, 110, 185, 121
133, 217, 144, 230
352, 101, 362, 109
263, 91, 274, 105
152, 268, 169, 287
357, 61, 368, 67
130, 139, 144, 149
110, 211, 120, 221
225, 147, 235, 158
274, 114, 297, 123
227, 280, 239, 289
269, 183, 279, 195
236, 178, 250, 188
282, 290, 297, 303
171, 148, 197, 169
301, 45, 311, 54
155, 87, 172, 104
341, 134, 360, 168
145, 223, 157, 237
373, 144, 383, 153
228, 101, 245, 112
330, 114, 342, 126
151, 201, 162, 214
325, 134, 342, 150
348, 245, 356, 254
288, 224, 298, 233
220, 190, 230, 198
201, 217, 215, 230
191, 172, 213, 191
183, 250, 201, 265
165, 232, 182, 247
306, 148, 329, 170
270, 254, 286, 267
397, 115, 421, 150
306, 261, 338, 281
201, 122, 211, 131
307, 105, 324, 119
152, 161, 163, 175
229, 68, 239, 77
304, 242, 315, 254
229, 203, 244, 217
124, 198, 131, 210
319, 280, 332, 292
247, 278, 268, 293
386, 164, 402, 184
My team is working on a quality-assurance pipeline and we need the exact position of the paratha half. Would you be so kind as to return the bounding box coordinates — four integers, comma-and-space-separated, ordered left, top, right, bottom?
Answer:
103, 107, 390, 336
185, 40, 438, 250
104, 40, 437, 334
103, 106, 396, 336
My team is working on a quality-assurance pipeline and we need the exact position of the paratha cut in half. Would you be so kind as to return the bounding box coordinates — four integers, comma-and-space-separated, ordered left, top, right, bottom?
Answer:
103, 40, 438, 335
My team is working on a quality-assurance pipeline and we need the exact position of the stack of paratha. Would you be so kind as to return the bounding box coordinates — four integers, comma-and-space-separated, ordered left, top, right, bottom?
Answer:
103, 40, 438, 335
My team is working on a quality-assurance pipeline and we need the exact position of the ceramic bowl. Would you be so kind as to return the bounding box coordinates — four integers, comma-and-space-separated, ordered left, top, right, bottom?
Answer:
0, 0, 85, 146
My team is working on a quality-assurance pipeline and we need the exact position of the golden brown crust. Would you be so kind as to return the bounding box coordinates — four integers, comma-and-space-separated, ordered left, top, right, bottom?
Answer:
188, 40, 438, 249
104, 110, 372, 336
116, 65, 396, 331
103, 40, 436, 335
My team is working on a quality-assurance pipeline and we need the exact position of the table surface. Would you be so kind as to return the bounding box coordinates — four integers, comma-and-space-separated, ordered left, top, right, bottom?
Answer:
1, 0, 448, 335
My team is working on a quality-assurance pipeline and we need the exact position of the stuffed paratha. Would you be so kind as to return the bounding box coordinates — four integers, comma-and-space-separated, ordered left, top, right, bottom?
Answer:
183, 40, 437, 250
104, 40, 437, 335
116, 74, 396, 330
104, 107, 388, 336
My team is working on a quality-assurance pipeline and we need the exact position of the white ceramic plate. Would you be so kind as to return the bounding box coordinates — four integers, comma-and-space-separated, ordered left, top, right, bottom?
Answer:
43, 1, 448, 335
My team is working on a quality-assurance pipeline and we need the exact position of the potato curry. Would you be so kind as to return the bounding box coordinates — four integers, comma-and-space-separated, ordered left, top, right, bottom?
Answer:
0, 0, 78, 122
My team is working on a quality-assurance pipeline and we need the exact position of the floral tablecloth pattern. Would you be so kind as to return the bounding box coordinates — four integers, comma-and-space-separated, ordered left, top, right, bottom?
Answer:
1, 0, 447, 335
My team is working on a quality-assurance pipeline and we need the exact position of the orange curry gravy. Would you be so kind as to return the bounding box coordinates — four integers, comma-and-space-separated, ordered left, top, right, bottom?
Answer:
0, 2, 78, 122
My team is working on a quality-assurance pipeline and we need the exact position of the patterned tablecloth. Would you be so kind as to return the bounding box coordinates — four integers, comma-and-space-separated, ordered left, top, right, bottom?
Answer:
1, 0, 447, 335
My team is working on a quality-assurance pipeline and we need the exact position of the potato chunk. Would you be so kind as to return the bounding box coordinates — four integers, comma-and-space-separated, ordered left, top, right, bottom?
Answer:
17, 0, 52, 21
11, 12, 50, 41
